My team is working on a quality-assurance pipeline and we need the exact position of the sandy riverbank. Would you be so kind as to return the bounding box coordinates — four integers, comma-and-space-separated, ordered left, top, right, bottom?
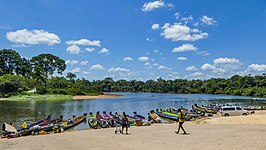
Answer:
72, 94, 124, 100
1, 111, 266, 150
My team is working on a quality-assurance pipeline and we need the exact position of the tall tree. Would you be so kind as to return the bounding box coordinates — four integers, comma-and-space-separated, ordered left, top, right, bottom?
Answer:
0, 49, 22, 76
66, 72, 76, 84
30, 54, 66, 87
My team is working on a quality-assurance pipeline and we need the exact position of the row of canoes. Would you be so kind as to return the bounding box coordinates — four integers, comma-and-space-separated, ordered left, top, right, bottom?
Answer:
1, 113, 87, 139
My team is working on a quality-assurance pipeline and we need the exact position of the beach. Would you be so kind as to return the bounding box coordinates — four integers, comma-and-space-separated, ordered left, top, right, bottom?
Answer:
1, 110, 266, 150
72, 94, 124, 100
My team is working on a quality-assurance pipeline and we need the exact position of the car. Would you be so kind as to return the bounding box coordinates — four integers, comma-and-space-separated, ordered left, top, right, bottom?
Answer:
220, 106, 248, 116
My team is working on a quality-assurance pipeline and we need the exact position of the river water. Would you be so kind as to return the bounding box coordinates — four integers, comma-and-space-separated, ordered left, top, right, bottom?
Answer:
0, 93, 265, 130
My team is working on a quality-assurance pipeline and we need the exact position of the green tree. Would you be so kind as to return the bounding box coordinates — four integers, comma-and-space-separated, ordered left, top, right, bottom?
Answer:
0, 49, 22, 76
30, 54, 66, 87
66, 72, 76, 84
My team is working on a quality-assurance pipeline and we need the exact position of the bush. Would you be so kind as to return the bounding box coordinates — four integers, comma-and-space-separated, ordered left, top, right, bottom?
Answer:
36, 86, 48, 94
49, 88, 67, 95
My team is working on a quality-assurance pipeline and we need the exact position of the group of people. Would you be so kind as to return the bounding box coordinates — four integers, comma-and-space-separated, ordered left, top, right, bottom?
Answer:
88, 111, 130, 134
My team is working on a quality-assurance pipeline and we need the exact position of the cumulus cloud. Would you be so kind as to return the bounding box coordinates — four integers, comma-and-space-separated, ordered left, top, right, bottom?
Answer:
142, 1, 165, 12
151, 23, 160, 30
172, 44, 197, 52
200, 57, 242, 78
80, 61, 89, 65
213, 57, 240, 65
85, 47, 95, 52
246, 64, 266, 72
180, 15, 193, 24
123, 57, 133, 61
177, 57, 187, 61
191, 72, 203, 77
71, 67, 80, 73
139, 56, 150, 62
98, 48, 109, 54
90, 64, 105, 70
161, 23, 208, 41
65, 60, 79, 65
6, 29, 60, 46
66, 39, 101, 47
108, 67, 130, 72
158, 65, 169, 70
66, 45, 80, 54
186, 66, 198, 71
201, 63, 216, 71
201, 16, 217, 25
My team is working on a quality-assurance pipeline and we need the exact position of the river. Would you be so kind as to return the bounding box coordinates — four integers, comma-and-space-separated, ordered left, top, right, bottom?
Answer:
0, 93, 265, 130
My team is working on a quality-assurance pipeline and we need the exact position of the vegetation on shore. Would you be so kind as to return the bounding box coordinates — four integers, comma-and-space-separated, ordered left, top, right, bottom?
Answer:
0, 49, 265, 100
8, 94, 73, 101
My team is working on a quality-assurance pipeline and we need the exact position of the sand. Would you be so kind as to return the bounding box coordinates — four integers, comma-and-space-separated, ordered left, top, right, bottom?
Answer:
72, 94, 123, 100
1, 111, 266, 150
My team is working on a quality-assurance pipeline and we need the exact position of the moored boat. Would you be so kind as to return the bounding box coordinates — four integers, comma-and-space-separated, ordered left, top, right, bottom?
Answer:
60, 113, 87, 131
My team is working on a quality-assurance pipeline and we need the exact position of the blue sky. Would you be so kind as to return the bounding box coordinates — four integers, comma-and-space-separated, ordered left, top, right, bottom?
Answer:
0, 0, 266, 81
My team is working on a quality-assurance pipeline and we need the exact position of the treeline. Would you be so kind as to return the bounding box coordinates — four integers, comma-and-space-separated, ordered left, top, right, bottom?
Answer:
0, 49, 266, 98
99, 76, 266, 97
0, 49, 101, 97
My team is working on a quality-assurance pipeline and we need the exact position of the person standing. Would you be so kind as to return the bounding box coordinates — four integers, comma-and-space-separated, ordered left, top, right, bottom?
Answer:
175, 108, 187, 134
121, 112, 129, 134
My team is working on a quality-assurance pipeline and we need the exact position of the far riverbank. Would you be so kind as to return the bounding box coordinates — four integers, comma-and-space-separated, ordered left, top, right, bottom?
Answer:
72, 94, 124, 100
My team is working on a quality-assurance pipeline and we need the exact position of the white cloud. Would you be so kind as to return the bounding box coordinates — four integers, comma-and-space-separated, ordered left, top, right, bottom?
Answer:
151, 23, 160, 30
161, 23, 208, 41
177, 57, 187, 61
246, 64, 266, 72
144, 62, 151, 66
201, 16, 217, 25
98, 48, 109, 54
158, 65, 167, 70
82, 71, 90, 75
146, 37, 153, 42
154, 49, 159, 53
142, 1, 165, 12
90, 64, 105, 70
71, 67, 80, 73
186, 66, 198, 71
201, 63, 216, 71
190, 72, 203, 77
139, 56, 150, 62
65, 60, 79, 65
174, 13, 181, 19
196, 50, 210, 56
66, 39, 101, 47
85, 47, 95, 52
108, 67, 130, 72
172, 44, 197, 52
80, 61, 89, 65
180, 15, 193, 24
123, 57, 133, 61
6, 29, 60, 46
66, 45, 80, 54
153, 63, 159, 66
213, 57, 240, 65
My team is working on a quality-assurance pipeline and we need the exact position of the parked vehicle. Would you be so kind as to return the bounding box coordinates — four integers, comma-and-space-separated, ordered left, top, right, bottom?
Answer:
220, 106, 248, 116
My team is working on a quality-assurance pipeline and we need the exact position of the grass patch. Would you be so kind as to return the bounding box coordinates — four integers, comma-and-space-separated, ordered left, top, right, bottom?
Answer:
8, 94, 73, 101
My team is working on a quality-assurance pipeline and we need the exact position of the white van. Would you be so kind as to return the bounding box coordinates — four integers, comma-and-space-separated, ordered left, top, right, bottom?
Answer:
220, 106, 248, 116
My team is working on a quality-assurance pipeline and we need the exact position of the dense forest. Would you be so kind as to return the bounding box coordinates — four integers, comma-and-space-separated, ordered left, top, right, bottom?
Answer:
0, 49, 266, 98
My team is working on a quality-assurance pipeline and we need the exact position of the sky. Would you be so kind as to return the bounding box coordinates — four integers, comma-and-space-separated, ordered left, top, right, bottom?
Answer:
0, 0, 266, 81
